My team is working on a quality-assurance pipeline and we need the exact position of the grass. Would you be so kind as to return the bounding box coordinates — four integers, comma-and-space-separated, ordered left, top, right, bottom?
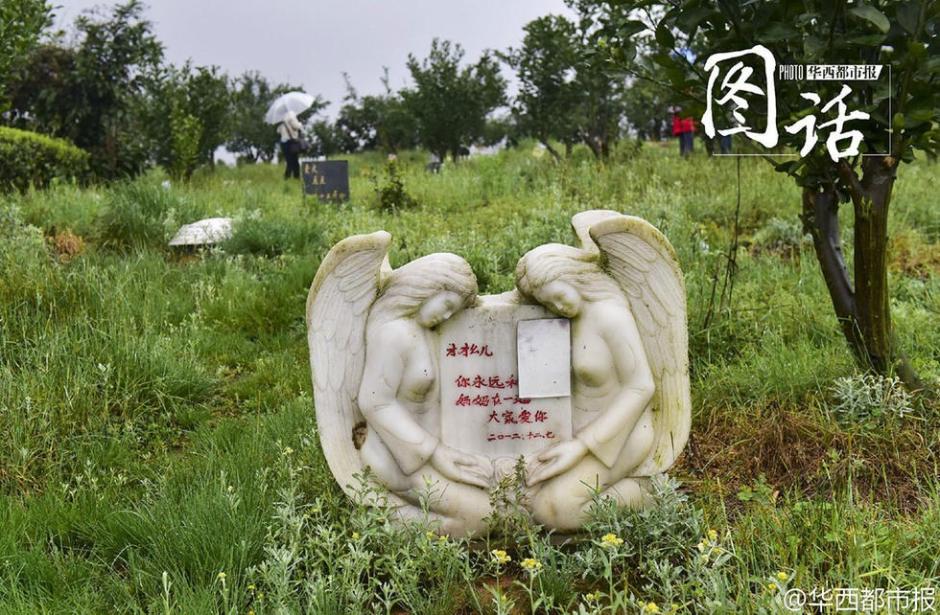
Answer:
0, 141, 938, 613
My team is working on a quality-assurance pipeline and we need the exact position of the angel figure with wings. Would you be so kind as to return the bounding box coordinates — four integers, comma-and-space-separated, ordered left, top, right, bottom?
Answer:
515, 211, 690, 531
307, 231, 494, 536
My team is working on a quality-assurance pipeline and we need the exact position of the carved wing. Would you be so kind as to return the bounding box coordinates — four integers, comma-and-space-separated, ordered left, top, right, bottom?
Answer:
585, 213, 691, 476
306, 230, 396, 499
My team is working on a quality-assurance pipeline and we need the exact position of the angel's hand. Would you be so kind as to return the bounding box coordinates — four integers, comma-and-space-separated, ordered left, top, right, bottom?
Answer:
526, 438, 588, 486
431, 445, 492, 488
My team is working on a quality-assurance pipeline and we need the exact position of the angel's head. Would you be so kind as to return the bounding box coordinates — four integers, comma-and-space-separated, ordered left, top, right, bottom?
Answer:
370, 253, 478, 329
515, 244, 625, 317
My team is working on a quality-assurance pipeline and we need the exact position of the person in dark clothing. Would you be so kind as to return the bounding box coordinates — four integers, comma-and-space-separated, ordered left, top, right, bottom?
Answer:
278, 111, 303, 179
719, 134, 732, 155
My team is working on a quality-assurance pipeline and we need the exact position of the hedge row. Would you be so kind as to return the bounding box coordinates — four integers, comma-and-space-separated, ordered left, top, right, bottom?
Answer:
0, 126, 90, 193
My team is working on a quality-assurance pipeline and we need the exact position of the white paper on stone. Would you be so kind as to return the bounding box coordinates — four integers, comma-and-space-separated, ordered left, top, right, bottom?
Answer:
168, 217, 233, 246
438, 299, 572, 458
517, 318, 571, 399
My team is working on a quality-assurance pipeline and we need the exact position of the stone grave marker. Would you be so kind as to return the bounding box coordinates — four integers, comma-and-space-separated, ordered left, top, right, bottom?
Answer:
306, 210, 691, 535
302, 159, 349, 202
437, 300, 572, 459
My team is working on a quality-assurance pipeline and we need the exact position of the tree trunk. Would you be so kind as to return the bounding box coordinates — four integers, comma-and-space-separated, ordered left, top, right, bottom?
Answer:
801, 186, 866, 354
540, 139, 561, 162
804, 156, 927, 392
704, 136, 715, 157
585, 134, 602, 159
843, 157, 893, 373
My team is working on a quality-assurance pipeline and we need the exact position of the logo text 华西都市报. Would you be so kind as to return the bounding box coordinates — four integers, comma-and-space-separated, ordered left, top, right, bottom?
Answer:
701, 44, 890, 161
780, 586, 934, 613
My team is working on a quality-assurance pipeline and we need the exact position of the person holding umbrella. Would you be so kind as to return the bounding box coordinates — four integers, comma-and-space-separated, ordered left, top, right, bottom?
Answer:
278, 110, 304, 179
265, 91, 317, 179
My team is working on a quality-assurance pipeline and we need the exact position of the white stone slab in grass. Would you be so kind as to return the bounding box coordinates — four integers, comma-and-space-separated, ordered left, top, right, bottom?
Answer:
168, 217, 233, 246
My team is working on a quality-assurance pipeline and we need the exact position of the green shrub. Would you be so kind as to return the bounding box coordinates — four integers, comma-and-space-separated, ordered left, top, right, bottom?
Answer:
169, 104, 203, 182
830, 373, 915, 424
750, 216, 808, 259
372, 159, 418, 212
222, 213, 324, 257
0, 126, 90, 193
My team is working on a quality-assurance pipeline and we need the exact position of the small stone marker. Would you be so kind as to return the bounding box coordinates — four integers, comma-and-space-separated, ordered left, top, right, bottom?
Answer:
301, 159, 349, 202
168, 217, 233, 247
438, 301, 572, 458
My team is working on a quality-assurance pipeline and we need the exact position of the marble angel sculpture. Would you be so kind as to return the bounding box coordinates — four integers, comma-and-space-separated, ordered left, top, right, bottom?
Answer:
306, 231, 493, 536
515, 210, 690, 530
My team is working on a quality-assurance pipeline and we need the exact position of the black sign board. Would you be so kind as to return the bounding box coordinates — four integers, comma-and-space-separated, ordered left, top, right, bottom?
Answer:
301, 160, 349, 202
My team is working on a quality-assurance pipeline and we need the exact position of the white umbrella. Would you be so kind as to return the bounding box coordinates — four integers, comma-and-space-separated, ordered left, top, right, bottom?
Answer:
265, 91, 316, 125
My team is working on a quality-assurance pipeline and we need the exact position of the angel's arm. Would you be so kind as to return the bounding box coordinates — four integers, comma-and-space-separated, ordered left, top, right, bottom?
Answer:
357, 323, 438, 475
575, 305, 655, 468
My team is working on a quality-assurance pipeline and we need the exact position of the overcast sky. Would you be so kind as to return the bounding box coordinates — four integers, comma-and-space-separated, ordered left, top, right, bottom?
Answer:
53, 1, 573, 118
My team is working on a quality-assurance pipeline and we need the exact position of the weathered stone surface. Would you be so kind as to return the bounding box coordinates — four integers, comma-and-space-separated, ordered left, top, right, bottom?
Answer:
438, 299, 572, 459
168, 217, 233, 246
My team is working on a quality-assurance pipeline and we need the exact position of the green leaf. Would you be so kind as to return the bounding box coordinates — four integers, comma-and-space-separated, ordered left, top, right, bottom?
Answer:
896, 2, 920, 35
847, 33, 886, 46
794, 12, 820, 26
761, 23, 799, 42
907, 40, 927, 60
651, 51, 677, 69
909, 108, 935, 122
675, 7, 714, 33
901, 144, 916, 163
848, 5, 890, 34
804, 35, 826, 58
655, 23, 675, 49
617, 19, 648, 39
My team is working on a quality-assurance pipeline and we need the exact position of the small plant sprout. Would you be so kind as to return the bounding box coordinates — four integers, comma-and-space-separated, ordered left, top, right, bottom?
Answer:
161, 571, 172, 615
516, 556, 547, 614
216, 571, 229, 613
696, 528, 726, 565
830, 373, 915, 424
486, 549, 515, 615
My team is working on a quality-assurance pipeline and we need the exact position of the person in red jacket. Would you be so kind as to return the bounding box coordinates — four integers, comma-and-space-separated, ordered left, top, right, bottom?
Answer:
672, 110, 696, 156
672, 112, 683, 140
